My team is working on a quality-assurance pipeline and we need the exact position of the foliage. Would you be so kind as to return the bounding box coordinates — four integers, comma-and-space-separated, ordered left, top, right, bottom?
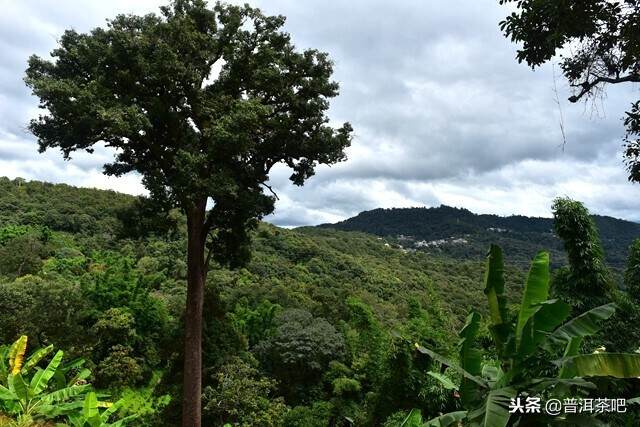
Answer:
255, 309, 346, 403
321, 204, 640, 268
65, 392, 137, 427
625, 239, 640, 298
0, 336, 91, 423
416, 245, 640, 426
201, 356, 287, 427
2, 178, 640, 425
551, 198, 612, 312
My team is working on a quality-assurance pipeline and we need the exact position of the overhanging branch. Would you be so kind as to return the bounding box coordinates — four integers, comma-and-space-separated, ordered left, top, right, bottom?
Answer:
569, 73, 640, 103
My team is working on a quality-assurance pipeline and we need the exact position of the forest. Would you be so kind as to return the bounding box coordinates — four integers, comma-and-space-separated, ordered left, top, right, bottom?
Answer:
3, 0, 640, 425
1, 176, 640, 426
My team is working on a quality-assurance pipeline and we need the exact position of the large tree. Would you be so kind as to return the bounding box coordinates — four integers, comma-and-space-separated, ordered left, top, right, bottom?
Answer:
24, 1, 352, 425
498, 0, 640, 180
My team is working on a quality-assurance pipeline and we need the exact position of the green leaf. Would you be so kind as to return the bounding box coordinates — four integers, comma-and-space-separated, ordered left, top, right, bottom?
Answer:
518, 299, 570, 357
30, 349, 63, 395
83, 392, 99, 419
484, 245, 510, 355
547, 303, 617, 346
23, 344, 54, 372
469, 386, 516, 427
424, 411, 467, 427
400, 408, 423, 427
41, 384, 91, 404
415, 344, 487, 388
515, 251, 550, 351
557, 353, 640, 378
68, 368, 91, 387
558, 414, 607, 426
481, 365, 502, 383
459, 311, 482, 405
109, 414, 138, 427
101, 398, 124, 422
427, 371, 458, 390
8, 373, 29, 401
0, 384, 17, 400
528, 377, 596, 393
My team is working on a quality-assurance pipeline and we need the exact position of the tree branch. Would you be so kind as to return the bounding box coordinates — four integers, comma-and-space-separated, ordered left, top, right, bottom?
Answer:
569, 73, 640, 103
260, 182, 279, 200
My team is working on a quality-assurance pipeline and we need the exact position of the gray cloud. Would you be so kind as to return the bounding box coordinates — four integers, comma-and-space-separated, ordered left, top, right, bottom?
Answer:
0, 0, 638, 227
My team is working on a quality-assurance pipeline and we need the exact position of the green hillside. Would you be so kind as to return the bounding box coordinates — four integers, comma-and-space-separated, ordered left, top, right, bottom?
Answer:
1, 177, 639, 426
0, 177, 524, 425
319, 205, 640, 268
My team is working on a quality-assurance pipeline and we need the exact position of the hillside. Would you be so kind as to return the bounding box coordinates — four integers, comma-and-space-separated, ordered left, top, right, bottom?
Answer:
2, 177, 639, 426
0, 177, 533, 424
319, 205, 640, 268
0, 177, 519, 327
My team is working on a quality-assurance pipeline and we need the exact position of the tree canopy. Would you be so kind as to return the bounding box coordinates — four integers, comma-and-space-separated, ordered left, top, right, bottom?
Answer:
24, 1, 352, 425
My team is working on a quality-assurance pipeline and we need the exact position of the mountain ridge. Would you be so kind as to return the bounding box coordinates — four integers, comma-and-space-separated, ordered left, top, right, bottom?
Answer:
317, 205, 640, 268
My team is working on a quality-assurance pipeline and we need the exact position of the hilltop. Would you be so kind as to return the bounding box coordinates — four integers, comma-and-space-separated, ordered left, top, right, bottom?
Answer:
318, 205, 640, 268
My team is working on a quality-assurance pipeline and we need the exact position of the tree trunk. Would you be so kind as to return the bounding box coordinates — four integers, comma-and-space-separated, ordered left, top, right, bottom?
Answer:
182, 199, 207, 427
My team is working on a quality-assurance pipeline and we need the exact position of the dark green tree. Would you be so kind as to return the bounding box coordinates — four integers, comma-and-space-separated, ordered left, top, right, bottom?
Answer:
24, 1, 352, 425
551, 197, 612, 312
254, 308, 346, 403
625, 239, 640, 299
498, 0, 640, 180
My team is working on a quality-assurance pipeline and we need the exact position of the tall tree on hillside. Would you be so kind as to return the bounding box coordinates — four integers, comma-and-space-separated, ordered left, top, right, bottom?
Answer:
625, 239, 640, 299
24, 1, 352, 425
498, 0, 640, 180
551, 197, 612, 312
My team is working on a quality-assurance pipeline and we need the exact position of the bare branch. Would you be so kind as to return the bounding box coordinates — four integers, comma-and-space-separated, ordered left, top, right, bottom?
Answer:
261, 182, 279, 200
568, 73, 640, 103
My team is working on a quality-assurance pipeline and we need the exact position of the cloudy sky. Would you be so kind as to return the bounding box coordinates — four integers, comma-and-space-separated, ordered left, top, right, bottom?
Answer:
1, 0, 638, 226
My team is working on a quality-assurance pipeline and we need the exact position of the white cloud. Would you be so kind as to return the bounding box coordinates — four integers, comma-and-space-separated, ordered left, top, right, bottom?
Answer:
0, 0, 638, 227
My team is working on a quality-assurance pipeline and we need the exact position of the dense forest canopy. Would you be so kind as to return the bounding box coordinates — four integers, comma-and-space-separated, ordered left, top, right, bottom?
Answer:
1, 177, 640, 426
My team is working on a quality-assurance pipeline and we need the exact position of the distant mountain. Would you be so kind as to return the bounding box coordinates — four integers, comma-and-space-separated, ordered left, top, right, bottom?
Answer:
318, 205, 640, 269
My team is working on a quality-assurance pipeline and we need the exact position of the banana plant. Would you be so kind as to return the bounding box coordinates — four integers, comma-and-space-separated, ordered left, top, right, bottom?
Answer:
414, 245, 640, 427
0, 336, 91, 421
63, 392, 137, 427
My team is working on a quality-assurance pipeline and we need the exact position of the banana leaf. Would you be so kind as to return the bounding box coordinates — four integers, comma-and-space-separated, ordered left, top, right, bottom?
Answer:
8, 373, 28, 401
557, 353, 640, 378
30, 349, 63, 395
459, 312, 482, 405
0, 384, 16, 400
415, 344, 486, 388
8, 336, 27, 375
427, 371, 458, 390
484, 245, 510, 356
400, 408, 422, 427
41, 384, 92, 403
546, 303, 617, 347
424, 411, 468, 427
518, 299, 570, 358
22, 344, 54, 372
515, 251, 550, 352
468, 386, 516, 427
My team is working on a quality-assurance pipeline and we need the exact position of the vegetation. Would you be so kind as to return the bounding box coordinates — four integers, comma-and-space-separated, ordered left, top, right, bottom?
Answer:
25, 0, 352, 424
320, 205, 640, 269
413, 244, 640, 426
0, 336, 133, 427
1, 177, 640, 425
